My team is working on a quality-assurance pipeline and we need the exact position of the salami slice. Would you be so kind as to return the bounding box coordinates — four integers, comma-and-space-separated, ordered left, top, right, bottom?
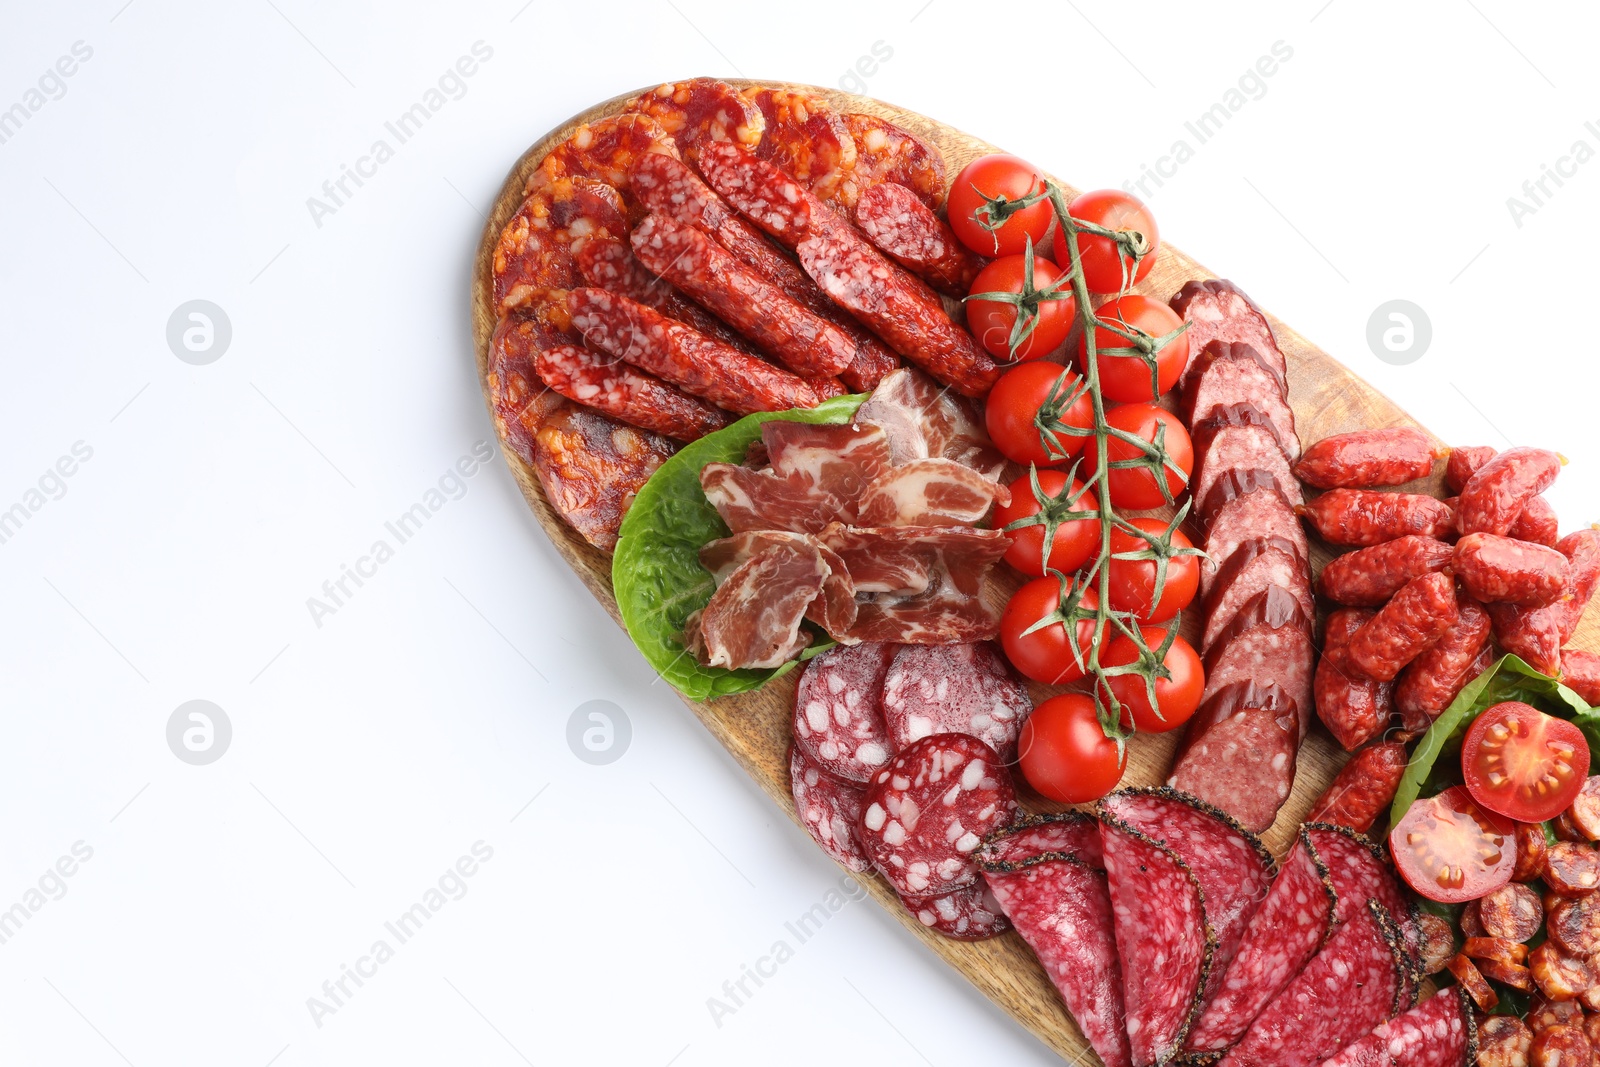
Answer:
1306, 824, 1423, 1007
985, 854, 1133, 1067
742, 86, 858, 202
1100, 789, 1275, 1015
789, 745, 872, 872
1316, 987, 1474, 1067
837, 112, 947, 210
1168, 681, 1300, 834
621, 79, 764, 159
900, 879, 1010, 941
1100, 814, 1214, 1066
858, 733, 1017, 896
977, 812, 1104, 871
1201, 535, 1313, 653
1181, 341, 1299, 460
1220, 900, 1408, 1067
1171, 279, 1284, 388
1191, 403, 1304, 516
1188, 827, 1338, 1053
1200, 470, 1310, 593
880, 642, 1031, 761
1199, 585, 1315, 740
792, 642, 896, 784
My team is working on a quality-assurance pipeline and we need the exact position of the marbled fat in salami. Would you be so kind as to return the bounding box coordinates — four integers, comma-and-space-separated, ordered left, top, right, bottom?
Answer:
1100, 791, 1274, 1018
1307, 824, 1422, 1008
1101, 815, 1213, 1067
1188, 827, 1338, 1053
1316, 987, 1474, 1067
881, 643, 1032, 761
791, 642, 896, 784
984, 854, 1132, 1067
858, 733, 1017, 896
789, 745, 871, 872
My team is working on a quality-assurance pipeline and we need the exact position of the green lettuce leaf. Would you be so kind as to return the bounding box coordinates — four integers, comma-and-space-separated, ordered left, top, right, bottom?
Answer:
611, 394, 866, 700
1389, 653, 1599, 826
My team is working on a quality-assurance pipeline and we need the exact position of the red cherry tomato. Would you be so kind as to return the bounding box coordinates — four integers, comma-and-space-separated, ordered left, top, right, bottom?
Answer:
1389, 785, 1517, 904
1081, 403, 1192, 510
1017, 693, 1126, 804
947, 154, 1055, 257
1000, 578, 1098, 685
1100, 627, 1205, 734
1051, 189, 1159, 294
992, 470, 1098, 577
984, 362, 1094, 467
965, 254, 1076, 362
1461, 701, 1591, 823
1079, 294, 1191, 403
1106, 518, 1200, 623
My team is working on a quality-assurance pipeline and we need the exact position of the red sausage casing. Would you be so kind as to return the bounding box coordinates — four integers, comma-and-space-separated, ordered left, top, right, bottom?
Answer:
1306, 741, 1408, 832
1292, 427, 1440, 489
1455, 532, 1574, 606
1394, 596, 1493, 733
1314, 609, 1391, 752
1457, 446, 1562, 536
1298, 489, 1455, 547
1316, 535, 1454, 607
1345, 571, 1460, 681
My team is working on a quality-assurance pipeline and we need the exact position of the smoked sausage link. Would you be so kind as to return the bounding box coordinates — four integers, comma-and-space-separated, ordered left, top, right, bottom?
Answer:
1291, 427, 1441, 489
1513, 495, 1561, 546
1457, 446, 1562, 536
1313, 609, 1390, 751
853, 181, 984, 297
1447, 445, 1498, 493
1564, 651, 1600, 706
1297, 489, 1455, 547
1393, 594, 1492, 733
1344, 571, 1459, 681
1316, 535, 1453, 607
1454, 532, 1573, 606
1305, 741, 1407, 831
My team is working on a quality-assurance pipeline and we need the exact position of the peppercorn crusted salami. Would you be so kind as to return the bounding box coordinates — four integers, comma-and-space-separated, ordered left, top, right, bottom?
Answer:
789, 745, 872, 872
1307, 824, 1422, 1005
978, 812, 1104, 871
1100, 813, 1214, 1066
1317, 987, 1474, 1067
983, 851, 1132, 1067
881, 642, 1032, 761
792, 642, 896, 785
1188, 827, 1338, 1054
1100, 789, 1275, 1017
858, 732, 1017, 896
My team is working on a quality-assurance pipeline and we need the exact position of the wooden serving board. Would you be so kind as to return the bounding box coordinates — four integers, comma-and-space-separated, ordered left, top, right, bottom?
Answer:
469, 81, 1600, 1062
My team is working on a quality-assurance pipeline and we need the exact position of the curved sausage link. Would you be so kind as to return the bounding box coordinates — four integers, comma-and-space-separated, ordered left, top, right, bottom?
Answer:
1317, 535, 1453, 607
1305, 741, 1406, 830
1345, 571, 1459, 682
1458, 446, 1563, 536
1394, 595, 1492, 733
1297, 489, 1455, 546
1454, 532, 1573, 606
1291, 427, 1442, 489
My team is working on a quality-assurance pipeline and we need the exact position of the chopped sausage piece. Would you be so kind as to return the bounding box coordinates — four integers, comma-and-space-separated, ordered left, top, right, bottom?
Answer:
1461, 898, 1486, 937
1516, 821, 1553, 882
1545, 841, 1600, 896
1458, 446, 1563, 536
1464, 935, 1530, 964
1478, 1015, 1535, 1067
1478, 957, 1535, 991
534, 343, 732, 442
1530, 1026, 1596, 1067
1447, 952, 1499, 1011
1316, 534, 1455, 608
1569, 776, 1600, 840
1298, 489, 1457, 547
1530, 998, 1586, 1033
1292, 427, 1442, 489
1455, 532, 1574, 606
1531, 941, 1597, 1001
1554, 813, 1589, 843
1550, 894, 1600, 956
1344, 571, 1460, 682
1479, 881, 1545, 942
1414, 912, 1456, 975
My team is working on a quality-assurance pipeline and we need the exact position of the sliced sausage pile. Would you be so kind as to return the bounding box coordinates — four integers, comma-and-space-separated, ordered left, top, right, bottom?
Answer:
1301, 434, 1600, 827
690, 368, 1011, 666
487, 79, 999, 550
1161, 281, 1314, 833
973, 789, 1443, 1067
788, 640, 1029, 940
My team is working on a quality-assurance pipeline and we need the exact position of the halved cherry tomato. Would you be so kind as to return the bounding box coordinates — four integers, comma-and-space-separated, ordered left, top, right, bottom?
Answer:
1105, 518, 1199, 623
947, 154, 1054, 257
1078, 294, 1191, 403
1461, 701, 1591, 823
1390, 785, 1516, 903
992, 470, 1098, 577
1051, 189, 1159, 294
1017, 693, 1126, 803
1100, 627, 1204, 734
965, 253, 1076, 362
1000, 577, 1098, 685
1081, 403, 1192, 510
984, 362, 1094, 467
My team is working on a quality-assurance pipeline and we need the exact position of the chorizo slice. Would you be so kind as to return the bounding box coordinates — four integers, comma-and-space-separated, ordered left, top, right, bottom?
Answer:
1479, 881, 1545, 941
742, 87, 857, 202
1545, 841, 1600, 896
621, 79, 764, 160
836, 112, 947, 209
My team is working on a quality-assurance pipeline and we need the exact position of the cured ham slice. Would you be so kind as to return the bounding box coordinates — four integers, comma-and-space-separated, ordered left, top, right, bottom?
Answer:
853, 367, 1006, 478
693, 537, 830, 668
699, 530, 857, 639
700, 463, 846, 534
857, 458, 1011, 527
762, 421, 893, 507
818, 524, 1011, 644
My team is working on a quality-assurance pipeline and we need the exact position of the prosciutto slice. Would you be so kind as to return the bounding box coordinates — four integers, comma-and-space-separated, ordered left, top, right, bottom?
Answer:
762, 421, 893, 505
853, 367, 1006, 478
700, 463, 845, 534
857, 458, 1010, 527
693, 537, 830, 668
835, 527, 1010, 644
699, 530, 857, 639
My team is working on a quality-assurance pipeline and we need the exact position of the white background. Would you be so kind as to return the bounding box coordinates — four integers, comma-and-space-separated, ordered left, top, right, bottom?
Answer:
1, 2, 1596, 1064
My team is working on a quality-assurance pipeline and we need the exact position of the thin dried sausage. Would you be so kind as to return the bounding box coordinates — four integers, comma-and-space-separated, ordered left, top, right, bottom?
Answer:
1458, 446, 1563, 536
1291, 427, 1442, 489
1305, 741, 1407, 829
1297, 489, 1456, 546
574, 236, 752, 351
1344, 571, 1459, 682
1455, 532, 1573, 606
1316, 535, 1454, 607
854, 181, 985, 297
534, 343, 731, 442
1393, 595, 1493, 733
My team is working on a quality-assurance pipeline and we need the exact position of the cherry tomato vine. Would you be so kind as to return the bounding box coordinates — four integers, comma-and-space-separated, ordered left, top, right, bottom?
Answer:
997, 182, 1201, 751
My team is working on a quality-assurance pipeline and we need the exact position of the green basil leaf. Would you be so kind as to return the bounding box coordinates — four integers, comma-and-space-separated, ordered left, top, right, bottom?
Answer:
611, 394, 866, 701
1389, 653, 1598, 827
